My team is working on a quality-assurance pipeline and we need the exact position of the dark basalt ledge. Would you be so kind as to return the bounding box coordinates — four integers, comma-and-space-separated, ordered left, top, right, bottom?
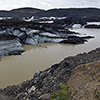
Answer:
0, 47, 100, 100
85, 24, 100, 28
60, 36, 88, 44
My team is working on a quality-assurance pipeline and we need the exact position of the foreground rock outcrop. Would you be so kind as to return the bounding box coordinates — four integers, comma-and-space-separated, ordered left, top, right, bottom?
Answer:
0, 47, 100, 100
67, 61, 100, 100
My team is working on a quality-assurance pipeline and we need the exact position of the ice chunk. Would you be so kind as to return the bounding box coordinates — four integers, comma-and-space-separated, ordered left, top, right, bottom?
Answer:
25, 37, 37, 46
26, 29, 39, 35
41, 32, 59, 37
0, 30, 6, 34
87, 22, 100, 25
20, 27, 26, 31
72, 24, 82, 28
12, 30, 25, 38
12, 30, 20, 36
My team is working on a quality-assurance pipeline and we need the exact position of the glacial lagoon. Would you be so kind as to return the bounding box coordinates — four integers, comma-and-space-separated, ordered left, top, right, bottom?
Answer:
0, 28, 100, 88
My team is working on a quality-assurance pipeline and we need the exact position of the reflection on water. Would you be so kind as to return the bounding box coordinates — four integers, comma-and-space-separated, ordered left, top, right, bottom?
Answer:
0, 28, 100, 88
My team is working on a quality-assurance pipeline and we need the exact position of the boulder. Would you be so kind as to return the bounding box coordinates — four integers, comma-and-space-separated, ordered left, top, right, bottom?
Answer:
38, 93, 51, 100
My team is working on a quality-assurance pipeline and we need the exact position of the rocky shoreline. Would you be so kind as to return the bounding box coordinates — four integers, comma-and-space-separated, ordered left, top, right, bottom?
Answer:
0, 47, 100, 100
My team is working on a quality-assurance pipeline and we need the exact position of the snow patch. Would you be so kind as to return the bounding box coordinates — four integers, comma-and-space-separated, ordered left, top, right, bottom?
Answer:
0, 17, 12, 20
87, 22, 100, 25
39, 21, 54, 23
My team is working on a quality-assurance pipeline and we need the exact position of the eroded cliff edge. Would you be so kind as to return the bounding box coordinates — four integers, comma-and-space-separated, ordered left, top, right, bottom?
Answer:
67, 60, 100, 100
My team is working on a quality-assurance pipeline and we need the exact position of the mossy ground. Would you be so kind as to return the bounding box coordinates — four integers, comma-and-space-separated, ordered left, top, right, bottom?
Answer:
50, 85, 70, 100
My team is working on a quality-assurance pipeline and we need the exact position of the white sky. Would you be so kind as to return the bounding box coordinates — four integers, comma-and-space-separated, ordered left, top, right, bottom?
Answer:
0, 0, 100, 10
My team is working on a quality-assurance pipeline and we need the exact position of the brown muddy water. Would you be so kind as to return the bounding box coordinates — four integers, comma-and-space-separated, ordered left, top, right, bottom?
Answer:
0, 28, 100, 88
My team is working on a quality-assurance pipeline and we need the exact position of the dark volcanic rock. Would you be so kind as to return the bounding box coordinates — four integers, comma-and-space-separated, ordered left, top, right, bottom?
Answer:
54, 17, 87, 28
85, 24, 100, 28
82, 35, 94, 39
1, 47, 100, 99
60, 36, 87, 44
0, 33, 17, 40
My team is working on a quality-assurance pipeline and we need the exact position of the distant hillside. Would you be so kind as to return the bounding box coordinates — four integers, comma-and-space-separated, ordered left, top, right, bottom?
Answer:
34, 8, 100, 17
34, 8, 100, 22
0, 7, 100, 20
11, 7, 44, 14
0, 7, 44, 18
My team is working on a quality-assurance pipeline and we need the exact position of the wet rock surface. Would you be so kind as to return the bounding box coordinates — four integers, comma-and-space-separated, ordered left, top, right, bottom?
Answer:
0, 47, 100, 100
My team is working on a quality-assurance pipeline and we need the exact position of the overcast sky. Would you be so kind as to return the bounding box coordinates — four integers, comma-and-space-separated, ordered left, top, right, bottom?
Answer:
0, 0, 100, 10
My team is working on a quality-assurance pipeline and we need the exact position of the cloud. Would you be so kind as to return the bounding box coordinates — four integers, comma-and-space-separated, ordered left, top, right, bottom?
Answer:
0, 0, 100, 10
